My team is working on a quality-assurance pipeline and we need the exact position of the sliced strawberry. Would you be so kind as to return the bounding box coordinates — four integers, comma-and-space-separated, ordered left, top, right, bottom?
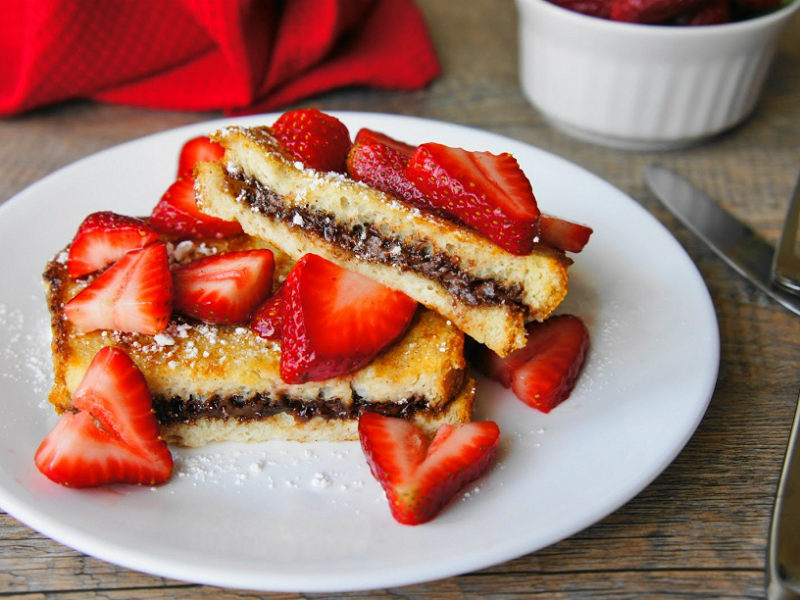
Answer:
354, 128, 416, 158
67, 212, 160, 279
280, 254, 418, 384
35, 346, 173, 488
538, 214, 593, 253
178, 135, 225, 176
472, 314, 589, 413
173, 249, 275, 325
64, 242, 173, 335
150, 174, 243, 239
358, 413, 500, 525
251, 284, 286, 340
346, 143, 434, 211
406, 143, 540, 255
73, 346, 172, 468
271, 108, 352, 173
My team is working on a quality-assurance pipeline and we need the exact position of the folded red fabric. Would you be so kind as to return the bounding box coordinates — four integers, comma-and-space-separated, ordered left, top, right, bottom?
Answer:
0, 0, 441, 116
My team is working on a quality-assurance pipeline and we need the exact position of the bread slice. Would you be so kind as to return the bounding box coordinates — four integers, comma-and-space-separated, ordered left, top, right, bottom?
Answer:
200, 126, 571, 357
44, 232, 474, 447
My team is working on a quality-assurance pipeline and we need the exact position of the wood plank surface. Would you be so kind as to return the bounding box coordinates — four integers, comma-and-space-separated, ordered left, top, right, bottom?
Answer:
1, 0, 799, 597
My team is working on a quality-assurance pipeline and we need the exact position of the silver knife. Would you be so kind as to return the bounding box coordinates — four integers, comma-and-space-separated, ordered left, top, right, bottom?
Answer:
767, 389, 800, 600
644, 164, 800, 317
645, 164, 800, 599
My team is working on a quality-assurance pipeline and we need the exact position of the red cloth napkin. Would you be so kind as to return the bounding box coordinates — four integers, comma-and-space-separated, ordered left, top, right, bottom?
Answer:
0, 0, 441, 116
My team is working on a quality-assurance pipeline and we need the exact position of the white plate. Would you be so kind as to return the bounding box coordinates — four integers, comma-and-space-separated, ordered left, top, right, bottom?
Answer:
0, 113, 719, 592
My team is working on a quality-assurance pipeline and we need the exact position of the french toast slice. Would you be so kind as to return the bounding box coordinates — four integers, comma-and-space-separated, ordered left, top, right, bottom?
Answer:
199, 126, 571, 357
44, 232, 474, 447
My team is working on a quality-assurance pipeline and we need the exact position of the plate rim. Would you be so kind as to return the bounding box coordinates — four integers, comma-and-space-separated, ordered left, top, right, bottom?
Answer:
0, 111, 720, 592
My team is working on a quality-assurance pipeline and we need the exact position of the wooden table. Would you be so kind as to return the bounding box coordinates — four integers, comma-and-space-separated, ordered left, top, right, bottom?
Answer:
1, 0, 798, 597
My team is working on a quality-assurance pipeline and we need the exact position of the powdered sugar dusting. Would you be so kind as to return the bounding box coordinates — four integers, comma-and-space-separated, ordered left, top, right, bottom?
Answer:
172, 444, 371, 496
0, 298, 53, 400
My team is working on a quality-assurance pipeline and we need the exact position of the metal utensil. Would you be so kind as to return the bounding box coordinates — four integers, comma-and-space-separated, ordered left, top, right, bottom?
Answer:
644, 165, 800, 316
767, 389, 800, 600
644, 165, 800, 598
773, 173, 800, 294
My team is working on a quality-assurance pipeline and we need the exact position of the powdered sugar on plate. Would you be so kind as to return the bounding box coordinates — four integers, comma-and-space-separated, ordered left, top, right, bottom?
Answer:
172, 443, 372, 496
0, 296, 53, 401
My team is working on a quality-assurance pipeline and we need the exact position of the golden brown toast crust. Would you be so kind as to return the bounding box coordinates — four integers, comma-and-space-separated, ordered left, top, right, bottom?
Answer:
203, 126, 571, 357
44, 232, 472, 447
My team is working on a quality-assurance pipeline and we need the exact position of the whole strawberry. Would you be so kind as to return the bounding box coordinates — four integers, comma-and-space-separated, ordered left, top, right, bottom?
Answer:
271, 108, 352, 173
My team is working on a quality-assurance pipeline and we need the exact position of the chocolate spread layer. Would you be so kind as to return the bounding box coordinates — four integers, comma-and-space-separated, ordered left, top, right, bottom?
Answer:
226, 174, 527, 311
154, 392, 434, 425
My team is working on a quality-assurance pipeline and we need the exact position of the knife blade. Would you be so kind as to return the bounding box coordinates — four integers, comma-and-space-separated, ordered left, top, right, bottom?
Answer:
644, 164, 800, 317
767, 389, 800, 600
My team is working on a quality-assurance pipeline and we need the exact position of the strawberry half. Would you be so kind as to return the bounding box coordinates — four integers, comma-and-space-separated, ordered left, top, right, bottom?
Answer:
346, 143, 433, 211
173, 249, 275, 325
354, 128, 416, 158
358, 413, 500, 525
472, 314, 590, 413
67, 212, 160, 279
406, 143, 540, 255
538, 214, 593, 254
250, 284, 286, 340
271, 108, 351, 173
280, 254, 418, 384
150, 174, 243, 239
65, 242, 173, 335
177, 135, 225, 176
35, 346, 173, 488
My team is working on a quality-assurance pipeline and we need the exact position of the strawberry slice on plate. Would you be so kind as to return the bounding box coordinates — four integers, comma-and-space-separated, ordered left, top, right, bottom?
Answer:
472, 314, 590, 413
358, 413, 500, 525
538, 214, 593, 254
353, 128, 416, 158
346, 143, 433, 211
67, 211, 160, 279
35, 346, 173, 488
150, 174, 243, 239
65, 242, 173, 335
177, 135, 225, 176
251, 284, 286, 340
271, 108, 352, 173
406, 143, 540, 255
173, 249, 275, 325
280, 254, 418, 384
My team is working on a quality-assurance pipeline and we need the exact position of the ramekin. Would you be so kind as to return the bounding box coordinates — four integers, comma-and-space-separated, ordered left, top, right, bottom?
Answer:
516, 0, 800, 150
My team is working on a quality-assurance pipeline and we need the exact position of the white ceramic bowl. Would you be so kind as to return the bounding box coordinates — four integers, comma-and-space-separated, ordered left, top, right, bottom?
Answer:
516, 0, 800, 150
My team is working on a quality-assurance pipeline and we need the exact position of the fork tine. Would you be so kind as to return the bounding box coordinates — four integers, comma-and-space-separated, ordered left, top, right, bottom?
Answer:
772, 170, 800, 294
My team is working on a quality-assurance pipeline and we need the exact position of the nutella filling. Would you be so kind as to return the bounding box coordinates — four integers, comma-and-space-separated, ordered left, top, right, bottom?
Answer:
226, 174, 527, 311
154, 393, 434, 425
